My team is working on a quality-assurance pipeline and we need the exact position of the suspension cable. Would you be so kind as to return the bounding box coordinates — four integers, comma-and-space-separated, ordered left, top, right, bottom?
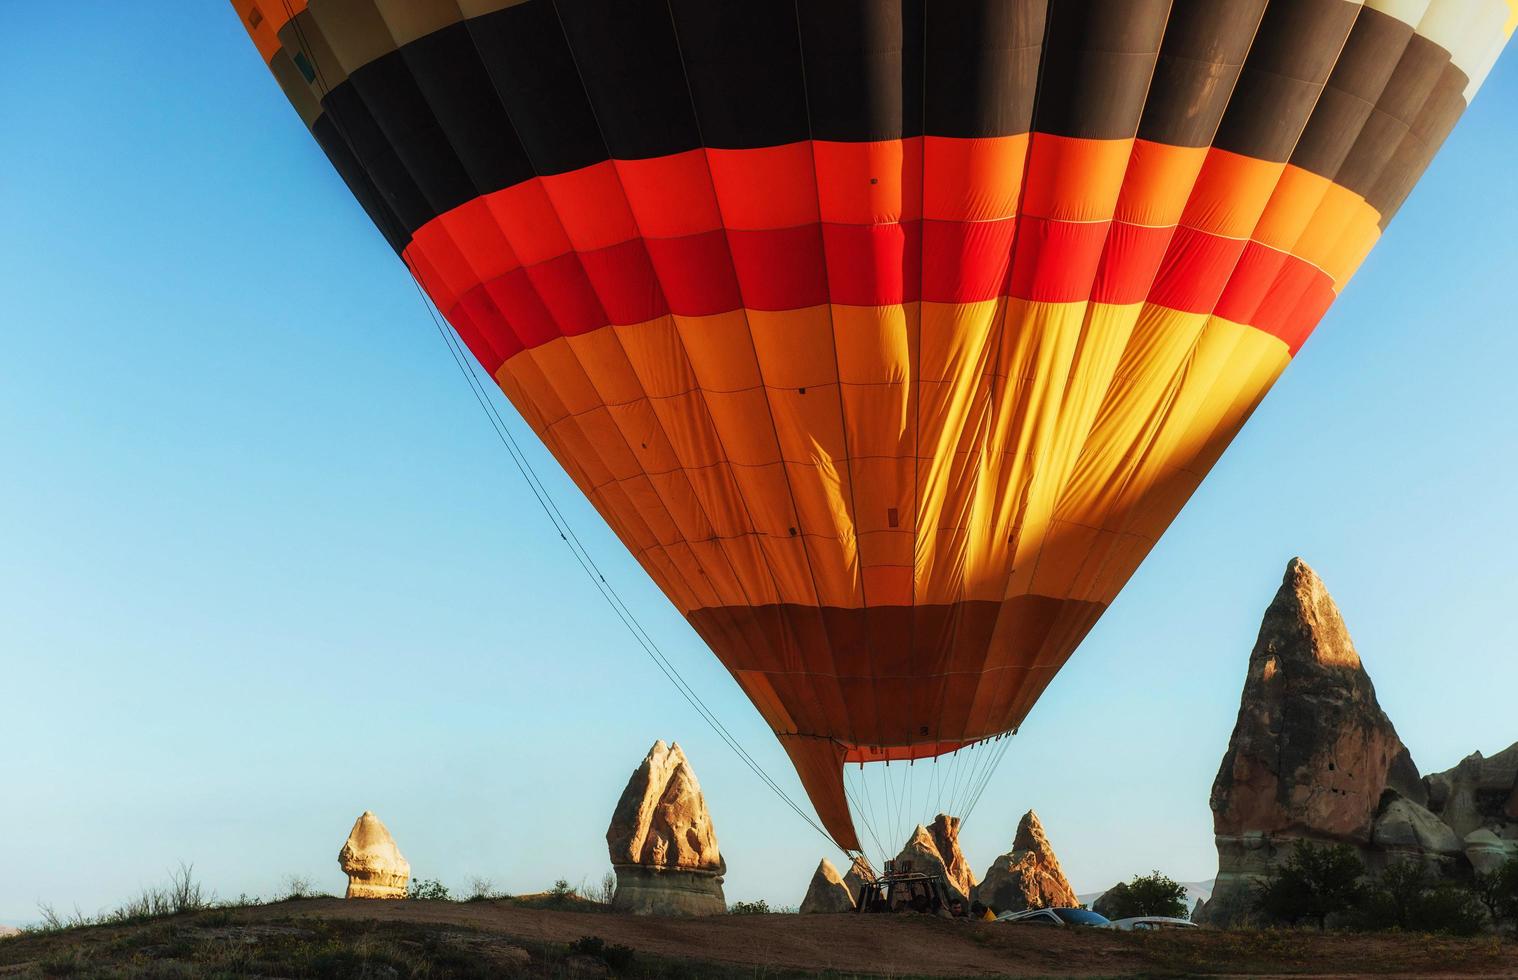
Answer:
277, 1, 840, 851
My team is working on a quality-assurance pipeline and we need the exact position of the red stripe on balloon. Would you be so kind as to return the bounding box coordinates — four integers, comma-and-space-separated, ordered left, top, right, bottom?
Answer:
413, 219, 1335, 377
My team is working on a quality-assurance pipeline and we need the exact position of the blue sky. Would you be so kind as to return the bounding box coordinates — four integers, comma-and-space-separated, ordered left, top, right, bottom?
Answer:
2, 3, 1515, 925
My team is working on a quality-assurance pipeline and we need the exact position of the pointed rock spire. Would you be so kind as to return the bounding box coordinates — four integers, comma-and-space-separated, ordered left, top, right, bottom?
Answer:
928, 813, 977, 901
976, 809, 1077, 913
606, 739, 726, 915
1204, 559, 1425, 925
892, 817, 974, 905
1210, 558, 1421, 844
338, 811, 410, 899
799, 857, 854, 913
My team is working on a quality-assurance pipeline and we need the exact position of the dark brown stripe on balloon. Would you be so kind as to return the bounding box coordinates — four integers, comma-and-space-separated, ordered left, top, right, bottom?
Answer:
310, 113, 409, 253
552, 0, 703, 160
664, 0, 811, 150
344, 43, 480, 221
318, 83, 439, 238
1211, 0, 1362, 162
277, 0, 1473, 250
922, 0, 1045, 139
1289, 5, 1415, 180
463, 2, 607, 177
1032, 0, 1171, 140
1334, 32, 1454, 201
1372, 60, 1471, 225
395, 21, 536, 197
796, 0, 924, 142
1136, 0, 1267, 148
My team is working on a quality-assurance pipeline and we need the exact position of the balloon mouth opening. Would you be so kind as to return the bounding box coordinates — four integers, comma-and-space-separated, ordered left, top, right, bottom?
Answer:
842, 738, 979, 765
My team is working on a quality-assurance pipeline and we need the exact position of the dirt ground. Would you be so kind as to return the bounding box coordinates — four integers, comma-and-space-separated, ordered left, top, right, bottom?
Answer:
300, 899, 1516, 976
3, 897, 1516, 978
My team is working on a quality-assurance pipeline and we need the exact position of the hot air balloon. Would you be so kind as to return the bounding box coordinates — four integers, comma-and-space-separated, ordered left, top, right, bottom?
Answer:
232, 0, 1514, 853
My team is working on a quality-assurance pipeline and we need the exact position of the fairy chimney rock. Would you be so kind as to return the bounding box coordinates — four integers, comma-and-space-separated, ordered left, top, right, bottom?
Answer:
606, 740, 726, 915
975, 809, 1078, 913
338, 811, 410, 899
1210, 559, 1421, 846
799, 857, 855, 913
1201, 559, 1427, 925
929, 813, 978, 901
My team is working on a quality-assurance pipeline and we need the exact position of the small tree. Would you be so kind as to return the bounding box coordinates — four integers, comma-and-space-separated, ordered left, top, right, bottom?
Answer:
1095, 872, 1190, 920
1353, 858, 1487, 936
1255, 840, 1366, 930
1414, 884, 1487, 937
1474, 856, 1518, 932
1358, 859, 1429, 932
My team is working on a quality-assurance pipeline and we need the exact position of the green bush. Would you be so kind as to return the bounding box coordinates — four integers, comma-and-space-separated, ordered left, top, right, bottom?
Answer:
1255, 840, 1366, 929
727, 899, 772, 915
1413, 884, 1489, 937
406, 878, 451, 901
1355, 860, 1430, 932
1473, 856, 1518, 932
1094, 872, 1190, 920
1355, 861, 1483, 935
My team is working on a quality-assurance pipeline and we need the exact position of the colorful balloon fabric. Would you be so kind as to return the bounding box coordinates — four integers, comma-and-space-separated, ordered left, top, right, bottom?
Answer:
234, 0, 1515, 850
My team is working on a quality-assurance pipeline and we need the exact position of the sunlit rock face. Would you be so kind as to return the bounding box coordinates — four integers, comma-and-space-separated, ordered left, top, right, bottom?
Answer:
1201, 559, 1518, 926
893, 822, 969, 906
799, 858, 854, 913
338, 811, 410, 900
929, 814, 978, 903
1202, 560, 1420, 925
974, 809, 1077, 913
606, 740, 725, 915
843, 853, 877, 902
1212, 560, 1422, 843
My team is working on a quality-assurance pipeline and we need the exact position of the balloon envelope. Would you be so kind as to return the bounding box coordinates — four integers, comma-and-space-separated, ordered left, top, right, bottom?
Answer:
233, 0, 1514, 850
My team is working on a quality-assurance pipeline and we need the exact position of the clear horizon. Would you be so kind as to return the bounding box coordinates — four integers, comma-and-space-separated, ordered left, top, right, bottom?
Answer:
4, 3, 1516, 926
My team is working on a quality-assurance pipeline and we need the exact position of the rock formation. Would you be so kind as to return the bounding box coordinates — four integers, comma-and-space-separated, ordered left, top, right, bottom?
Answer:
843, 854, 877, 902
975, 810, 1077, 913
606, 740, 726, 915
1201, 558, 1518, 925
1191, 898, 1205, 922
1426, 745, 1518, 875
1463, 829, 1517, 875
1370, 797, 1462, 867
338, 811, 410, 899
928, 814, 977, 904
1425, 744, 1518, 838
894, 824, 967, 904
0, 925, 18, 939
799, 858, 854, 913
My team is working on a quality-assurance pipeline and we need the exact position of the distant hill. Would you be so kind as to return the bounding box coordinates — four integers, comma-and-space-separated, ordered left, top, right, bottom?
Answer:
0, 925, 19, 939
1078, 879, 1215, 910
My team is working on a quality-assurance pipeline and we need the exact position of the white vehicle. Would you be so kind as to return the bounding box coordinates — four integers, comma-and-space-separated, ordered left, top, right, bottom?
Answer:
993, 907, 1113, 928
1109, 916, 1198, 931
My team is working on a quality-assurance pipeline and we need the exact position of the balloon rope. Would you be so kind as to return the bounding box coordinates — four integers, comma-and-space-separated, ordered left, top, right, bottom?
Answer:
278, 1, 844, 853
409, 268, 839, 846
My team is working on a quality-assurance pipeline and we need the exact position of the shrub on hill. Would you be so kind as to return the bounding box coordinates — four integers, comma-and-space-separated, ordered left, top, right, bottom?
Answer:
1093, 872, 1190, 920
1355, 860, 1485, 936
1254, 840, 1366, 930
